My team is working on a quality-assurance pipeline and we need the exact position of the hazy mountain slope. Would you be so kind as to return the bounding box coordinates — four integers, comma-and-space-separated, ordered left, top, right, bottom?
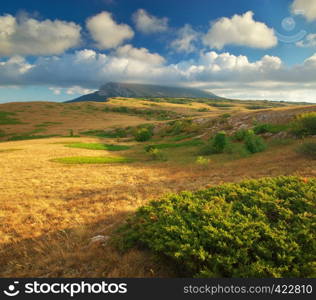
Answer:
66, 82, 221, 103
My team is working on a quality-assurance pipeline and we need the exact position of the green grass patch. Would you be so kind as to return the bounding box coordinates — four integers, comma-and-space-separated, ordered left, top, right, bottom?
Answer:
51, 156, 133, 164
116, 176, 316, 277
64, 142, 131, 151
0, 111, 22, 125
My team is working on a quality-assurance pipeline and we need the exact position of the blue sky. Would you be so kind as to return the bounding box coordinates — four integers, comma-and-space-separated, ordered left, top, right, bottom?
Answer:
1, 0, 316, 102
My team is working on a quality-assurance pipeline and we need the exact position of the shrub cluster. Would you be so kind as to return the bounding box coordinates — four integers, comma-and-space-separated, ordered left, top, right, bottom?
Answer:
291, 112, 316, 137
200, 130, 266, 156
244, 130, 267, 153
116, 176, 316, 277
253, 123, 289, 134
133, 127, 153, 142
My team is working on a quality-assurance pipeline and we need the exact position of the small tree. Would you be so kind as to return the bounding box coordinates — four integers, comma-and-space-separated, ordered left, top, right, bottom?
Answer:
212, 131, 228, 153
134, 128, 152, 142
244, 130, 266, 153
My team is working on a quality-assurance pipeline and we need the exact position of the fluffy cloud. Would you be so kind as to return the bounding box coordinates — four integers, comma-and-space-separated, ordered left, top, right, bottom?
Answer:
86, 11, 134, 49
203, 11, 277, 49
296, 33, 316, 47
292, 0, 316, 21
2, 48, 316, 101
49, 86, 95, 95
170, 24, 200, 53
115, 44, 165, 65
0, 14, 81, 56
132, 9, 168, 34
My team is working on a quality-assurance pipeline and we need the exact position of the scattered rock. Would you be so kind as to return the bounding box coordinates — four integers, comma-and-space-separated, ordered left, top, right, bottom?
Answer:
89, 235, 109, 246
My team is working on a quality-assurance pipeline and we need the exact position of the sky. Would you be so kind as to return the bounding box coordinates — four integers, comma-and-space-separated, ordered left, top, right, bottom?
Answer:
1, 0, 316, 103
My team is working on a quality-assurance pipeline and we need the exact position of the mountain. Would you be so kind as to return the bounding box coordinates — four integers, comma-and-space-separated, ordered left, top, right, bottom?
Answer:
66, 82, 222, 102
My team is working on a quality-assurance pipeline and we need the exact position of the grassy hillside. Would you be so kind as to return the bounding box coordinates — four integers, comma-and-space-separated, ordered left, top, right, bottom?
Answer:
0, 97, 315, 277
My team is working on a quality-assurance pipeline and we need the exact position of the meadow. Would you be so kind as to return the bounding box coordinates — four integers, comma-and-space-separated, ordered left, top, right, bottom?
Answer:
0, 97, 315, 277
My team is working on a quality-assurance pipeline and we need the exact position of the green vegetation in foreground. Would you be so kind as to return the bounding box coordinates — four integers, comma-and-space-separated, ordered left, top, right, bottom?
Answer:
116, 176, 316, 277
0, 111, 22, 125
64, 142, 131, 151
51, 156, 133, 164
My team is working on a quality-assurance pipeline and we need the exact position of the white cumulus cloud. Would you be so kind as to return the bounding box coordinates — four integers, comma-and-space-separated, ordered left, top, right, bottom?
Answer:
203, 11, 277, 49
0, 14, 81, 56
170, 24, 200, 53
132, 9, 168, 34
115, 44, 165, 65
296, 33, 316, 47
292, 0, 316, 21
86, 11, 134, 49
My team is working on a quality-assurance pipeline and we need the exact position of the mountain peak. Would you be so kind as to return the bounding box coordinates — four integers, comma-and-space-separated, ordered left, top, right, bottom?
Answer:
67, 82, 221, 103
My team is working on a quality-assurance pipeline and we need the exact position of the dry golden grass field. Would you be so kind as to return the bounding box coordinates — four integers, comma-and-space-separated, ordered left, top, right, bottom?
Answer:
0, 98, 315, 277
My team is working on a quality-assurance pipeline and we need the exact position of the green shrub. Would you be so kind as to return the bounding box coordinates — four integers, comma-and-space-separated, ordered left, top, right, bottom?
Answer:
232, 129, 248, 141
116, 176, 316, 277
296, 142, 316, 159
253, 123, 289, 134
134, 127, 153, 142
291, 112, 316, 137
244, 130, 267, 153
148, 148, 167, 161
196, 156, 210, 167
200, 132, 229, 155
212, 131, 228, 153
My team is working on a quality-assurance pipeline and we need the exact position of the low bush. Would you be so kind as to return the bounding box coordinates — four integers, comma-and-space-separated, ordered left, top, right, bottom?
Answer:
253, 123, 289, 134
199, 132, 228, 155
148, 148, 167, 161
116, 176, 316, 277
296, 142, 316, 159
232, 129, 248, 141
291, 112, 316, 137
134, 127, 153, 142
244, 130, 267, 153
